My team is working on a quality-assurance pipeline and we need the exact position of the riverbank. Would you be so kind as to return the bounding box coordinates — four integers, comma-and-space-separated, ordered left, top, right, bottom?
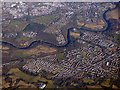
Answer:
2, 2, 118, 49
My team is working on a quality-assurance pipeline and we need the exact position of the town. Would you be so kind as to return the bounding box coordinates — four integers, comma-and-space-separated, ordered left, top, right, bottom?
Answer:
2, 1, 120, 89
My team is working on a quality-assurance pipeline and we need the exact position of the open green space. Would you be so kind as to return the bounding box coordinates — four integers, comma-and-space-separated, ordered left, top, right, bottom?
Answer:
5, 20, 28, 31
12, 51, 30, 58
31, 14, 61, 26
7, 68, 55, 88
58, 52, 66, 60
101, 79, 111, 87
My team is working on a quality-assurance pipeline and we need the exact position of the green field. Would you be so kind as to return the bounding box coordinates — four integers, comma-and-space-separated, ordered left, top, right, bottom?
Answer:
101, 79, 111, 87
12, 51, 30, 58
31, 14, 61, 26
5, 20, 28, 31
7, 68, 55, 88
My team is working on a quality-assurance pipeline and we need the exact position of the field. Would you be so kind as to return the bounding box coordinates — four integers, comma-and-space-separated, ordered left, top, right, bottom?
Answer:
101, 79, 111, 87
58, 52, 66, 60
12, 50, 30, 58
106, 8, 118, 20
31, 14, 61, 26
84, 19, 105, 30
87, 85, 102, 88
3, 14, 60, 47
112, 85, 119, 89
83, 78, 95, 84
77, 16, 106, 31
16, 80, 36, 88
2, 46, 9, 50
70, 32, 80, 38
3, 19, 28, 32
4, 68, 55, 88
12, 45, 57, 58
77, 20, 85, 28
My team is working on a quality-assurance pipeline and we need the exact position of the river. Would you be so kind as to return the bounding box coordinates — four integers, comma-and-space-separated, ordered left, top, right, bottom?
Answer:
2, 2, 118, 49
